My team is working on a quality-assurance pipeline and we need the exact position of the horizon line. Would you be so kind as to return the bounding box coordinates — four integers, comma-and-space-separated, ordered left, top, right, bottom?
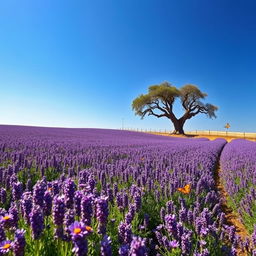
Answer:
0, 123, 255, 134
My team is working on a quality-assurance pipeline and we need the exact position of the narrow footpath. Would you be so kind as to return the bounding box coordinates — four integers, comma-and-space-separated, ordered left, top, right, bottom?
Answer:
215, 160, 250, 256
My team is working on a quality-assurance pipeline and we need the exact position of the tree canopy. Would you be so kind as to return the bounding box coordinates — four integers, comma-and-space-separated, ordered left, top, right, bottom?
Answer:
132, 82, 218, 134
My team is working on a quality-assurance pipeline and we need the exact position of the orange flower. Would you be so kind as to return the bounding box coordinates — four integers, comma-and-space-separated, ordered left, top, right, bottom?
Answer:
177, 184, 191, 194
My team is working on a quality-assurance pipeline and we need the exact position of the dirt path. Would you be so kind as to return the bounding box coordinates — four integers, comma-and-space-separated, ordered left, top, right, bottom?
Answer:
214, 162, 250, 256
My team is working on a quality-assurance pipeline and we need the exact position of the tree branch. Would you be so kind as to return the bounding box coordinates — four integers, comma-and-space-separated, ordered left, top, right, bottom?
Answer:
146, 108, 167, 118
153, 100, 169, 116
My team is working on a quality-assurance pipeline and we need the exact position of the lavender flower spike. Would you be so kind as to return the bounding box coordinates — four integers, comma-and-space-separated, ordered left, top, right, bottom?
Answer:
129, 236, 148, 256
101, 235, 112, 256
13, 229, 26, 256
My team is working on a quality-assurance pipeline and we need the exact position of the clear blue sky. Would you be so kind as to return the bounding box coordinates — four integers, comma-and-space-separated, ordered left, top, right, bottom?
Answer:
0, 0, 256, 132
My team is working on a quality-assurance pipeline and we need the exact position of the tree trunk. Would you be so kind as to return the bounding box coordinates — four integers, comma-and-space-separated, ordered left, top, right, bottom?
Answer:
172, 119, 185, 135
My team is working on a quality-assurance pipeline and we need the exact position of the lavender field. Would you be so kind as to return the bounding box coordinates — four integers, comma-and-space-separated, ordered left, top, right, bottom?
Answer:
0, 125, 255, 256
220, 140, 256, 233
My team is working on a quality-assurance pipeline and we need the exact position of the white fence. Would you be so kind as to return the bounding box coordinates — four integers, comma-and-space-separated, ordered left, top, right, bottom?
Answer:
122, 128, 256, 139
186, 130, 256, 139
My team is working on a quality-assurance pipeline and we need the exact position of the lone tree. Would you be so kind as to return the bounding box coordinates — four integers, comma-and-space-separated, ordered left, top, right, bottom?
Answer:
132, 82, 218, 135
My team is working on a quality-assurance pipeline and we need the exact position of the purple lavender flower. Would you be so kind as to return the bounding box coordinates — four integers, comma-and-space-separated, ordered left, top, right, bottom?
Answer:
113, 183, 118, 197
202, 249, 210, 256
134, 193, 142, 212
201, 208, 212, 226
64, 209, 75, 240
100, 235, 112, 256
162, 236, 170, 250
124, 204, 136, 224
155, 230, 163, 246
81, 194, 93, 225
166, 200, 174, 214
124, 212, 133, 225
164, 214, 178, 239
9, 203, 19, 228
13, 229, 26, 256
252, 225, 256, 247
52, 195, 65, 226
52, 180, 60, 195
43, 190, 53, 216
200, 227, 209, 237
160, 207, 166, 221
123, 192, 129, 210
63, 178, 76, 209
0, 189, 7, 205
10, 174, 18, 184
79, 169, 89, 185
243, 237, 250, 252
169, 240, 179, 248
29, 205, 44, 239
74, 190, 83, 217
218, 212, 225, 227
181, 233, 192, 255
119, 244, 129, 256
129, 236, 148, 256
118, 221, 132, 244
88, 175, 96, 192
116, 192, 124, 212
33, 179, 47, 207
179, 207, 187, 223
72, 237, 88, 256
195, 216, 204, 235
0, 225, 6, 242
177, 222, 184, 239
226, 225, 236, 243
194, 248, 210, 256
124, 225, 132, 244
12, 182, 23, 201
212, 203, 221, 216
187, 210, 193, 223
107, 187, 114, 203
230, 246, 237, 256
0, 209, 7, 218
21, 192, 33, 224
95, 196, 109, 234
